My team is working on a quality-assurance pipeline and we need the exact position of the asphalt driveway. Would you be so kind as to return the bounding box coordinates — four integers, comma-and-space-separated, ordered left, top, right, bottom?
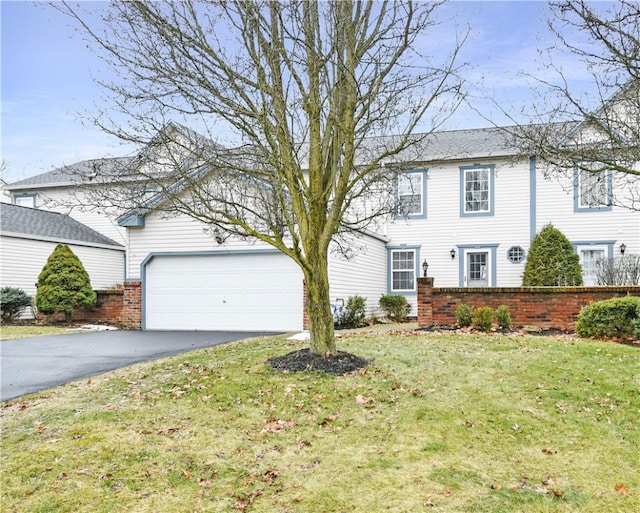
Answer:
0, 330, 277, 402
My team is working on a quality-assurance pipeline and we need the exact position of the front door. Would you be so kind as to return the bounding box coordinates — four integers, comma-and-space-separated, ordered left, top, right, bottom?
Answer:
467, 251, 489, 287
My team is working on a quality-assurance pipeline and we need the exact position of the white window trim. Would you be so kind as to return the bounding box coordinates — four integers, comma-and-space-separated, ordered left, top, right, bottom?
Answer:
387, 247, 419, 294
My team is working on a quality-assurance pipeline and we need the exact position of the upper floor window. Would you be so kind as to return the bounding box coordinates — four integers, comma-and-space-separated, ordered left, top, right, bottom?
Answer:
12, 193, 36, 208
389, 248, 417, 293
460, 165, 494, 217
396, 170, 426, 219
575, 168, 612, 211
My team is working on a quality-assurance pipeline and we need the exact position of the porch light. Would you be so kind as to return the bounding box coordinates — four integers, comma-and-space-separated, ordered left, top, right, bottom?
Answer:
422, 260, 429, 277
620, 243, 626, 255
213, 228, 225, 245
450, 248, 456, 260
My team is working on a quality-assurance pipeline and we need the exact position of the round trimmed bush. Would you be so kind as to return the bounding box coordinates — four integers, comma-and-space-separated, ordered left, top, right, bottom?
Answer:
379, 295, 411, 322
1, 287, 32, 321
576, 296, 640, 341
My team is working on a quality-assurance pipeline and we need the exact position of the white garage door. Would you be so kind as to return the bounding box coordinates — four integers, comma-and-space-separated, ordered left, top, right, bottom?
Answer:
144, 252, 303, 331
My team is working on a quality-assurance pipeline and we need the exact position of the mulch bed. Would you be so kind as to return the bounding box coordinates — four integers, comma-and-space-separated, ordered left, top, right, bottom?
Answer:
267, 349, 369, 376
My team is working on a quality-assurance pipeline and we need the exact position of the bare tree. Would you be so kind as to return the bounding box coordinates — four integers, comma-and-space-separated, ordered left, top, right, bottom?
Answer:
510, 0, 640, 211
58, 0, 466, 355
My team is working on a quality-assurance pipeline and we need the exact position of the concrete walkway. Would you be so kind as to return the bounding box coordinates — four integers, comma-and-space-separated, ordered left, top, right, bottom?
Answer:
0, 330, 275, 402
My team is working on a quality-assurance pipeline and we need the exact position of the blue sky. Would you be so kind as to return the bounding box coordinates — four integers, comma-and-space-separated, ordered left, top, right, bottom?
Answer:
1, 1, 595, 183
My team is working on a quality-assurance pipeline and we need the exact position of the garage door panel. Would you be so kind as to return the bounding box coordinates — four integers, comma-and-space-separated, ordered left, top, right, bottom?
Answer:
145, 253, 303, 331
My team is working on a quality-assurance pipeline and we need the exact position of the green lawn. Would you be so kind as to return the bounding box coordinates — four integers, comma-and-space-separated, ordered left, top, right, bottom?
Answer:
0, 325, 78, 340
1, 331, 638, 512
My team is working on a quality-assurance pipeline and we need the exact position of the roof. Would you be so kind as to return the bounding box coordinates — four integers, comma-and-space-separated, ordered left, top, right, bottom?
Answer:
0, 203, 124, 249
388, 125, 519, 164
4, 157, 135, 191
5, 124, 530, 196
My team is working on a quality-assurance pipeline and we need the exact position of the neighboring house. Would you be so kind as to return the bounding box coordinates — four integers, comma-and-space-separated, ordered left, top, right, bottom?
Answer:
4, 121, 638, 330
0, 203, 125, 319
1, 179, 11, 203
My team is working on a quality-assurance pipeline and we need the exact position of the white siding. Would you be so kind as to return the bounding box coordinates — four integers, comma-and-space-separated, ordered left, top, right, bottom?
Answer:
0, 235, 125, 318
35, 188, 127, 245
535, 168, 638, 254
386, 158, 532, 288
384, 157, 638, 289
126, 214, 277, 278
328, 234, 388, 317
128, 212, 386, 318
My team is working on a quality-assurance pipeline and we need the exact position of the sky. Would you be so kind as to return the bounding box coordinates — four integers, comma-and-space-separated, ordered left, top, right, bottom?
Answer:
1, 1, 599, 183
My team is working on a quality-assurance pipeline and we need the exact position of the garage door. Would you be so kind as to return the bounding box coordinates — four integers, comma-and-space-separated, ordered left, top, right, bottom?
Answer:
144, 252, 303, 331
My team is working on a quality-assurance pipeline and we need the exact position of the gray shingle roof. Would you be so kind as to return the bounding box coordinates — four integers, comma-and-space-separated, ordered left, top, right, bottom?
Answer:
5, 157, 134, 190
410, 126, 517, 161
0, 203, 123, 249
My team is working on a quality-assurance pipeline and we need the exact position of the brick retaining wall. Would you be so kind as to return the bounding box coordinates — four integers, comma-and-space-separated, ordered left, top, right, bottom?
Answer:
417, 277, 640, 331
36, 281, 142, 329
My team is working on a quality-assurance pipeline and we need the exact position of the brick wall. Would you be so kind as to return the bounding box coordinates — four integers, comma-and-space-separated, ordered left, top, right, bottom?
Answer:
122, 281, 142, 329
417, 277, 640, 331
36, 281, 142, 329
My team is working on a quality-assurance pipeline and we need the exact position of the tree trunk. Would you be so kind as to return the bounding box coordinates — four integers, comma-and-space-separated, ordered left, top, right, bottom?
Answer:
304, 251, 336, 356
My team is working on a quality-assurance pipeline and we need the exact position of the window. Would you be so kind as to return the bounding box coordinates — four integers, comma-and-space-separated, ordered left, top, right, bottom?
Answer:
390, 249, 416, 292
578, 246, 608, 286
396, 170, 426, 218
12, 194, 36, 208
507, 246, 525, 263
575, 168, 612, 211
460, 165, 494, 216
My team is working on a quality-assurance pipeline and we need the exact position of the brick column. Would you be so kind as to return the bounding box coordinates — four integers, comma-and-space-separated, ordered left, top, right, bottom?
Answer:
417, 277, 434, 327
122, 281, 142, 329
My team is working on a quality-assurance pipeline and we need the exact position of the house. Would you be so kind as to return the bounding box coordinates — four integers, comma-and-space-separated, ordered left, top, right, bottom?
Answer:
0, 203, 125, 318
4, 123, 638, 330
4, 157, 134, 246
1, 179, 11, 203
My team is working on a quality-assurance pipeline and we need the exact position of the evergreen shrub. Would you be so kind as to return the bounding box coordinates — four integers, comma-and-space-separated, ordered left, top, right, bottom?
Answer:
35, 244, 97, 322
336, 295, 367, 328
379, 295, 411, 322
575, 296, 640, 341
455, 303, 473, 327
495, 305, 512, 329
472, 306, 494, 332
522, 224, 583, 286
1, 287, 32, 321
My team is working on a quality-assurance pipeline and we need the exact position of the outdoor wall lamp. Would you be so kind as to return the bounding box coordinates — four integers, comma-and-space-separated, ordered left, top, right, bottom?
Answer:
422, 260, 429, 277
450, 248, 456, 260
620, 243, 626, 255
213, 228, 225, 245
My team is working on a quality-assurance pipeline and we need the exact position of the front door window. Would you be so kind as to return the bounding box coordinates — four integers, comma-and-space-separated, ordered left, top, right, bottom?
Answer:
467, 251, 488, 287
